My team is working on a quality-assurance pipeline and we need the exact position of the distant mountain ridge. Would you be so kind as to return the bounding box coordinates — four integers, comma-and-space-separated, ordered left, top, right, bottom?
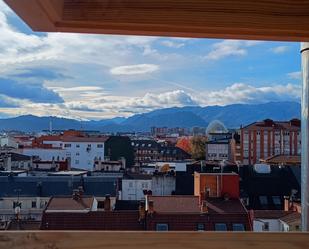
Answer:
0, 101, 300, 132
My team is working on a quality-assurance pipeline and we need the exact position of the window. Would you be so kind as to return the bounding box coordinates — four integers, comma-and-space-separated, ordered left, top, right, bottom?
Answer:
97, 144, 103, 148
232, 223, 245, 231
97, 201, 104, 209
31, 201, 36, 208
13, 201, 21, 209
272, 196, 281, 206
259, 196, 268, 207
64, 144, 71, 147
262, 222, 269, 231
76, 144, 80, 148
197, 223, 205, 231
129, 182, 133, 188
75, 160, 79, 164
76, 152, 80, 156
215, 223, 227, 231
156, 223, 168, 231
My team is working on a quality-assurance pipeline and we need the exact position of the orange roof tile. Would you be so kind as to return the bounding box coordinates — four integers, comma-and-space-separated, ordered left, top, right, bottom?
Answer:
148, 196, 200, 213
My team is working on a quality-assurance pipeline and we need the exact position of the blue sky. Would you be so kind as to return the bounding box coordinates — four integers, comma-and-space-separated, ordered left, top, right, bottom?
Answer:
0, 1, 301, 120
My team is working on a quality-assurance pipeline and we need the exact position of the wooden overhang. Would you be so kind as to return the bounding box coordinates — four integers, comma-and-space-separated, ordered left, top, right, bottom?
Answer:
4, 0, 309, 41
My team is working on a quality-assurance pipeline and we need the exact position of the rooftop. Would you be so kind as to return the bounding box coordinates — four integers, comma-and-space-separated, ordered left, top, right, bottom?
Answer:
148, 195, 200, 213
45, 196, 95, 213
205, 198, 248, 214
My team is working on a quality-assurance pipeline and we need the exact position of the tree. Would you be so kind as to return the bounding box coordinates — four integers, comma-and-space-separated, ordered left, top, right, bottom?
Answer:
105, 136, 135, 168
190, 136, 207, 160
176, 137, 192, 154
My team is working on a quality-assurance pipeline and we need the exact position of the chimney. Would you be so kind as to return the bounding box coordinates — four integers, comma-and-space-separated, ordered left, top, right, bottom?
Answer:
78, 186, 84, 199
148, 200, 154, 215
104, 194, 111, 211
139, 201, 146, 222
201, 201, 208, 213
284, 196, 292, 211
7, 154, 12, 171
72, 189, 80, 201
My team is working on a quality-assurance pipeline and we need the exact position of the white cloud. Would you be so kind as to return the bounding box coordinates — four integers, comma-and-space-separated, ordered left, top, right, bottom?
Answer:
271, 45, 290, 54
204, 40, 261, 60
287, 71, 301, 80
161, 40, 185, 48
110, 64, 159, 75
200, 83, 300, 106
0, 82, 301, 120
128, 90, 197, 109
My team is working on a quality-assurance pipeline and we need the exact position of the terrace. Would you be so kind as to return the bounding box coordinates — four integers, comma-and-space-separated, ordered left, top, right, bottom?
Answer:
2, 0, 309, 248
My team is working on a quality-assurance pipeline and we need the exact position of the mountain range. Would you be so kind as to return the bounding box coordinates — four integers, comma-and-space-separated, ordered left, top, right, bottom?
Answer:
0, 101, 301, 132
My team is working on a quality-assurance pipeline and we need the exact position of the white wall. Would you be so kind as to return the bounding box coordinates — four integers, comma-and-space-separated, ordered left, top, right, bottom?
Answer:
0, 197, 50, 221
121, 179, 152, 200
155, 162, 186, 172
152, 175, 175, 196
0, 136, 18, 148
62, 142, 105, 169
206, 143, 229, 161
22, 141, 105, 169
253, 219, 281, 232
20, 148, 66, 161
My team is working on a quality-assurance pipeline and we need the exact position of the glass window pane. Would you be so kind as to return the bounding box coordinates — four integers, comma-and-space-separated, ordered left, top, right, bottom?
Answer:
215, 223, 227, 231
232, 223, 245, 231
156, 223, 168, 231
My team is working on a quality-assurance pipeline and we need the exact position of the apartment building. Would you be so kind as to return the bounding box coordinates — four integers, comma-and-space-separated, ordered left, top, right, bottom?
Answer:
19, 131, 108, 169
240, 119, 301, 165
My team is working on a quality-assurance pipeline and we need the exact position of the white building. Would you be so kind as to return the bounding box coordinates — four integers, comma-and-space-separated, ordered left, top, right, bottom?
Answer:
152, 173, 176, 196
121, 173, 176, 200
205, 142, 231, 161
121, 175, 152, 201
19, 135, 108, 169
0, 136, 18, 148
21, 148, 66, 162
0, 196, 50, 222
252, 210, 301, 232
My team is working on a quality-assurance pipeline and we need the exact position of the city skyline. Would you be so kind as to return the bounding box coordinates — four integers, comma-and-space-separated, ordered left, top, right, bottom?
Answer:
0, 0, 302, 120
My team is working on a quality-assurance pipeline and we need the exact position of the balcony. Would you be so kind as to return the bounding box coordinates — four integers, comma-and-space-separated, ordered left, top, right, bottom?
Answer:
1, 0, 309, 248
1, 231, 309, 249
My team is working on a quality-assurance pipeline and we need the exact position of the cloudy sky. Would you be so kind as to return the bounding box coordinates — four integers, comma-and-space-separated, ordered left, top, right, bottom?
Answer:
0, 1, 301, 120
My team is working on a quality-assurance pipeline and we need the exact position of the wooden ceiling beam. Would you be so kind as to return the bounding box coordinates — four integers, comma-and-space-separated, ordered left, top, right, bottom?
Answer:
4, 0, 309, 41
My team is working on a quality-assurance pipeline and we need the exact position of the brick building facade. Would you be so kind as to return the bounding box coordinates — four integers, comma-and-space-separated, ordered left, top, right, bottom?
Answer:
240, 119, 300, 165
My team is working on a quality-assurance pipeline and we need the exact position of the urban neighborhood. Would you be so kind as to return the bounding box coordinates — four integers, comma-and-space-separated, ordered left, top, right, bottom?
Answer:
0, 118, 301, 231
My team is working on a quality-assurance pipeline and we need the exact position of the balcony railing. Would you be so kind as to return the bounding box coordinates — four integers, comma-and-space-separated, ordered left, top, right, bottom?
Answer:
0, 231, 309, 249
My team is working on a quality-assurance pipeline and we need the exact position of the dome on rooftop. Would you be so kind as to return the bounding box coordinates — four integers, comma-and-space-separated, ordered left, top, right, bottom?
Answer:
206, 120, 228, 134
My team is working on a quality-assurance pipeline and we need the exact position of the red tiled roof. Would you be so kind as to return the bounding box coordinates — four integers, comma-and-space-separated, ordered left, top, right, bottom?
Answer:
205, 198, 247, 214
253, 210, 292, 219
279, 212, 301, 224
243, 119, 300, 130
148, 195, 200, 213
46, 197, 94, 212
41, 211, 143, 230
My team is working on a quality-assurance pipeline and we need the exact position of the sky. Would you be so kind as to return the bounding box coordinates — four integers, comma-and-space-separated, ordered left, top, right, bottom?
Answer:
0, 1, 302, 120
